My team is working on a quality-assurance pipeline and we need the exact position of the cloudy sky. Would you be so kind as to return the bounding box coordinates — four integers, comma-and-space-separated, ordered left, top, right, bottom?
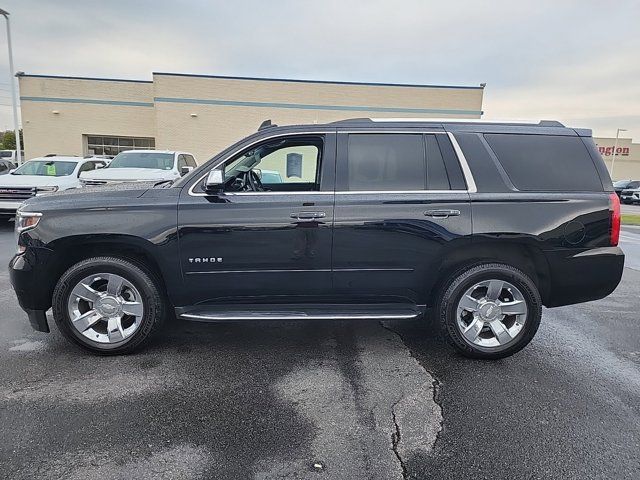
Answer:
1, 0, 638, 140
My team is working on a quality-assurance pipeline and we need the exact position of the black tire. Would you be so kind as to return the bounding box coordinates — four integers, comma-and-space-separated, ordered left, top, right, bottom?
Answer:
52, 256, 166, 355
437, 263, 542, 360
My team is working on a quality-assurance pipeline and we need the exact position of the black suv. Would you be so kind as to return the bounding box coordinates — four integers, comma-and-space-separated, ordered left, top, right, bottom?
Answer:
9, 119, 624, 359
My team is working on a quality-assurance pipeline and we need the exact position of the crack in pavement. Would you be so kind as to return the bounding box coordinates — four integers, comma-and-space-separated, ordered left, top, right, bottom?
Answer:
391, 398, 409, 479
260, 321, 442, 480
382, 321, 445, 476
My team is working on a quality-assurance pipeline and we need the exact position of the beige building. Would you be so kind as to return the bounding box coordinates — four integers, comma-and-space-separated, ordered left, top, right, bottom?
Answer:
594, 137, 640, 181
18, 73, 485, 163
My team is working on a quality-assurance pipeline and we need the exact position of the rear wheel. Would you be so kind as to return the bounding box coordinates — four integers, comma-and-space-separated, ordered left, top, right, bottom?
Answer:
52, 256, 166, 354
438, 263, 542, 359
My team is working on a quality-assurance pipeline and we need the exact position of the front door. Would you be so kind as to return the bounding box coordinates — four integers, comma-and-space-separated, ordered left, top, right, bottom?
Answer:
177, 133, 336, 306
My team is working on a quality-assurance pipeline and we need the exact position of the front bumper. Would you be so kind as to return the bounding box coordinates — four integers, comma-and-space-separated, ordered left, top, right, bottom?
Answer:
621, 193, 640, 203
9, 248, 55, 333
544, 246, 625, 307
0, 200, 23, 215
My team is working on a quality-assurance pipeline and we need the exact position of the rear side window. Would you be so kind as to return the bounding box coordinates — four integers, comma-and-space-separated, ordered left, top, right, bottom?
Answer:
425, 134, 450, 190
347, 134, 425, 191
485, 134, 603, 191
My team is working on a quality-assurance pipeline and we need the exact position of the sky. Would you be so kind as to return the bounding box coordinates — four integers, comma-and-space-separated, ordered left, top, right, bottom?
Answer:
0, 0, 638, 140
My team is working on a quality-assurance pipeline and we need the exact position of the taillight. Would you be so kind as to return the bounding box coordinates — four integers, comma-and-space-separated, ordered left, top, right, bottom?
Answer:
609, 192, 621, 246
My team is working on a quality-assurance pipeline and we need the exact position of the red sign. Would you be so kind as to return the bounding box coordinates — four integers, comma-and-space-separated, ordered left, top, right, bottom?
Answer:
598, 145, 629, 157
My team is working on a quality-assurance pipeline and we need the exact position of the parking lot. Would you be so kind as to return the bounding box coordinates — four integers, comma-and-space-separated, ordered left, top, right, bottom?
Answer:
0, 221, 639, 479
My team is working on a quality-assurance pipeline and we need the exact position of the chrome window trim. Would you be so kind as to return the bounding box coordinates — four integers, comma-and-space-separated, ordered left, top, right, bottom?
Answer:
447, 132, 477, 193
335, 190, 468, 195
187, 130, 478, 197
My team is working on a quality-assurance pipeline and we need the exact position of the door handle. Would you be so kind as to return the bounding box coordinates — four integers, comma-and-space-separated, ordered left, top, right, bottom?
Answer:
424, 209, 461, 218
290, 211, 326, 220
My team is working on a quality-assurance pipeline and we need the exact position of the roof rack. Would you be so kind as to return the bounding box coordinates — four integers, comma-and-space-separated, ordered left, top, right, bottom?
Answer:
360, 118, 565, 127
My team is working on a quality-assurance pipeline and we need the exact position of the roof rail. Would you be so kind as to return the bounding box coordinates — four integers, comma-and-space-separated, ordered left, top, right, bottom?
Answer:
363, 117, 565, 127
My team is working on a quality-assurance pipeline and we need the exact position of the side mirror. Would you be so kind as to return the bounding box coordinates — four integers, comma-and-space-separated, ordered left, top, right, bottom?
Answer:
180, 165, 194, 176
96, 164, 105, 169
205, 169, 224, 191
9, 169, 15, 174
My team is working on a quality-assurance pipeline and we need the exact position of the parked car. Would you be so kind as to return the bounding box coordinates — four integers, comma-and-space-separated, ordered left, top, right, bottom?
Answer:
621, 185, 640, 204
80, 150, 197, 186
0, 149, 25, 165
0, 158, 16, 175
9, 118, 623, 359
0, 156, 108, 217
613, 179, 640, 200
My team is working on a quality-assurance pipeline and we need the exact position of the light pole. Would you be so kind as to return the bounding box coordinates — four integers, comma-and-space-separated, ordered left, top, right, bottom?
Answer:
610, 128, 627, 180
0, 8, 21, 165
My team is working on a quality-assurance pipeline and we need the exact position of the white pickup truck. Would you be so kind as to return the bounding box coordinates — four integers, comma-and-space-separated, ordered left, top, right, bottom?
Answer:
80, 150, 197, 186
0, 156, 108, 217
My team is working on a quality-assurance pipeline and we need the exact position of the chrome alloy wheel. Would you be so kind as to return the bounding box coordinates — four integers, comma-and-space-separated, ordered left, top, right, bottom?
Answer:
455, 279, 528, 349
67, 273, 144, 344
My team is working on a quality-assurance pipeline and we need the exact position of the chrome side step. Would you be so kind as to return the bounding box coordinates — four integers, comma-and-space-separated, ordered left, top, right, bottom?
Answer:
178, 303, 422, 322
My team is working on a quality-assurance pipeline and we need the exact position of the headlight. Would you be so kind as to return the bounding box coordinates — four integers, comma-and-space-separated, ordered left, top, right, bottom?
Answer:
35, 186, 59, 194
15, 211, 42, 233
15, 211, 42, 254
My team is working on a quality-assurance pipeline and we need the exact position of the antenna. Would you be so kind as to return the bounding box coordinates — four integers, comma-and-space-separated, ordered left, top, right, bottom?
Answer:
258, 119, 277, 131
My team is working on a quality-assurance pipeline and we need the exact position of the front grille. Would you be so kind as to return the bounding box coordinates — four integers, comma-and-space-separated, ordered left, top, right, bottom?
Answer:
0, 187, 36, 201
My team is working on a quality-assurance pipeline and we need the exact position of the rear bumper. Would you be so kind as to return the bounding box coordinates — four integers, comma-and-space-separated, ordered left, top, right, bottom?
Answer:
544, 246, 624, 307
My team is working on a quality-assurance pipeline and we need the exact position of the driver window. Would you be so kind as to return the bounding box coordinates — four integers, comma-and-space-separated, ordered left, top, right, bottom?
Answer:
223, 136, 322, 192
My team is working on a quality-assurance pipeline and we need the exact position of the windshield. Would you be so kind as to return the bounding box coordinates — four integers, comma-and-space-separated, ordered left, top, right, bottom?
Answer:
108, 152, 175, 170
12, 160, 77, 176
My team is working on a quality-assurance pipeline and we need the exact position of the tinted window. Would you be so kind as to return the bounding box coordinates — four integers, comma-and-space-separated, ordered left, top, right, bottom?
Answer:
436, 135, 467, 190
108, 152, 175, 170
425, 135, 450, 190
78, 161, 97, 173
347, 134, 425, 191
186, 155, 197, 168
485, 134, 603, 191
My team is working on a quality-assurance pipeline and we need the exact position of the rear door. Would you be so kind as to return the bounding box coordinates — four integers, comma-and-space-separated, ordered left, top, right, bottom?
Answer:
332, 131, 472, 305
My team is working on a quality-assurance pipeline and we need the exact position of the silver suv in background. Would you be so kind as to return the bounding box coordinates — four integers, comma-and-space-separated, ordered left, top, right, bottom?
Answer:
79, 150, 197, 186
621, 185, 640, 204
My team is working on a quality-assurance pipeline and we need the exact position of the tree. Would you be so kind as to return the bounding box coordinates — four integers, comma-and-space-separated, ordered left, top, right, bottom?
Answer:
0, 129, 23, 150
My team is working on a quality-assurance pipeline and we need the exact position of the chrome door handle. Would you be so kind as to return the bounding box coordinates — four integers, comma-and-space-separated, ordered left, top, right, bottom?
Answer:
424, 209, 461, 218
290, 211, 326, 220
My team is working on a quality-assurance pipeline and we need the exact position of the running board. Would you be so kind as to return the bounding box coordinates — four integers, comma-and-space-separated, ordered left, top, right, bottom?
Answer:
177, 303, 423, 322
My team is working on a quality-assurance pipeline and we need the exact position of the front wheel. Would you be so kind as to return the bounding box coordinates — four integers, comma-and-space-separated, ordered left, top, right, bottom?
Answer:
52, 256, 166, 354
438, 263, 542, 359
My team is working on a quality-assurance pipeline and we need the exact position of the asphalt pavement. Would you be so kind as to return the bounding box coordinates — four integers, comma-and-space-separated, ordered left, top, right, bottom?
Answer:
0, 220, 638, 479
621, 203, 640, 215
